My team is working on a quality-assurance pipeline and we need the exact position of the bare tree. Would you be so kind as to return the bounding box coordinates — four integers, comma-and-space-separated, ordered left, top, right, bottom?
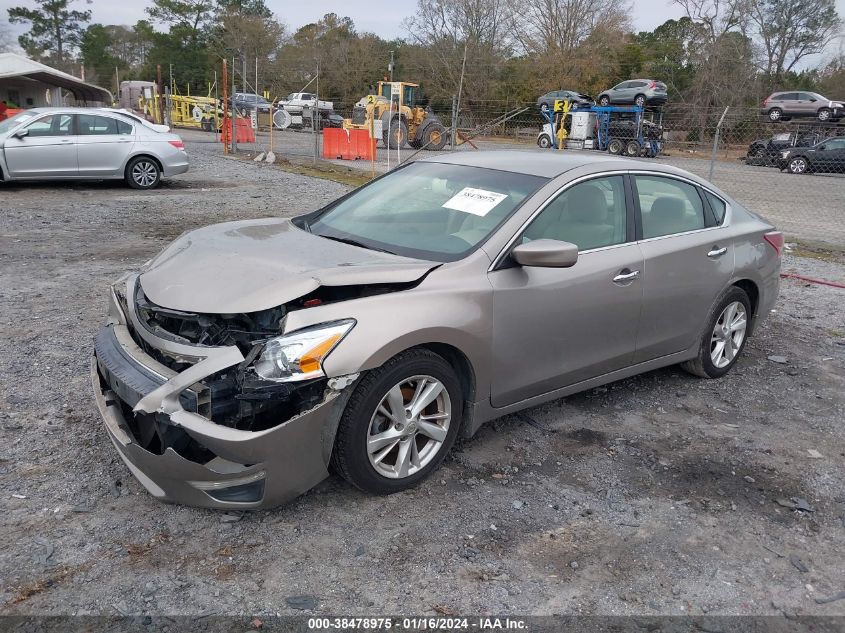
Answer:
748, 0, 841, 87
673, 0, 757, 144
514, 0, 631, 55
404, 0, 515, 102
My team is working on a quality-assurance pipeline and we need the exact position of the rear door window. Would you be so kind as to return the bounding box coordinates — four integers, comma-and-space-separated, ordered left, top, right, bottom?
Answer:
635, 176, 706, 238
78, 115, 120, 135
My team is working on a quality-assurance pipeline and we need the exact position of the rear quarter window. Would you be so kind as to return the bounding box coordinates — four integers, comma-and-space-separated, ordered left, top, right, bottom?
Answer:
704, 191, 727, 224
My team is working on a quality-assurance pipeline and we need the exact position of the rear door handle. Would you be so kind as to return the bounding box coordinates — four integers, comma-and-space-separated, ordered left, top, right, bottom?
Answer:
707, 246, 727, 258
613, 269, 640, 283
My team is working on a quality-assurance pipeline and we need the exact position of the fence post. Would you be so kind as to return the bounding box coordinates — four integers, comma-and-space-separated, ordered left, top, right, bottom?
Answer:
450, 94, 457, 148
709, 107, 729, 182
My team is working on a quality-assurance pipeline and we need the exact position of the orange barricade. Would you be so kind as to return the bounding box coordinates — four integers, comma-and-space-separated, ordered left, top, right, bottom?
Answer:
219, 117, 255, 144
323, 128, 376, 160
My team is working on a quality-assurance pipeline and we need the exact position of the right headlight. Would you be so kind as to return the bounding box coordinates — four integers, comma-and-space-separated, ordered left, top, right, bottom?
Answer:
252, 320, 355, 383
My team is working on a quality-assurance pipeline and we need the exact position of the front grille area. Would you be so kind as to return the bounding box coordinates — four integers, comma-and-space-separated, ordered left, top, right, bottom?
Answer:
133, 282, 285, 351
110, 280, 328, 436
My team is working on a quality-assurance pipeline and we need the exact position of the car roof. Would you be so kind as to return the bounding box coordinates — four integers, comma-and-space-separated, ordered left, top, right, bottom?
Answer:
14, 107, 128, 116
419, 150, 643, 178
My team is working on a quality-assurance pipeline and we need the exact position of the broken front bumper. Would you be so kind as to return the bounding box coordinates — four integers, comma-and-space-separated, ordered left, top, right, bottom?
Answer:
91, 281, 350, 509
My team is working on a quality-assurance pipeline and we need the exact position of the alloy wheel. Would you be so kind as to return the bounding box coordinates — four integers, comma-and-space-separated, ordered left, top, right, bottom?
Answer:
132, 161, 158, 187
818, 109, 831, 122
789, 157, 808, 174
366, 375, 451, 479
710, 301, 747, 369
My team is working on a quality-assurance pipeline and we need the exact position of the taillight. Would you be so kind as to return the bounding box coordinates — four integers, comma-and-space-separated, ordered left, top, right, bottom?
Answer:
764, 231, 784, 256
168, 139, 185, 150
648, 81, 656, 89
762, 97, 769, 107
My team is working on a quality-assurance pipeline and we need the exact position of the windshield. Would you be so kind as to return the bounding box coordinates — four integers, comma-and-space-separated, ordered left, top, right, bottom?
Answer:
307, 162, 548, 262
0, 112, 34, 135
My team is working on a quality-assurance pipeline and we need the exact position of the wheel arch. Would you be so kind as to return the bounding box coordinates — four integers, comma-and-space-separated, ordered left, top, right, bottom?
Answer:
731, 278, 760, 333
123, 152, 163, 177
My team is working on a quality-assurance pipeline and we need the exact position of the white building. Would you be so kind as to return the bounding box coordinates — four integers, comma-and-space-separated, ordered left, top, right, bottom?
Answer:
0, 53, 112, 108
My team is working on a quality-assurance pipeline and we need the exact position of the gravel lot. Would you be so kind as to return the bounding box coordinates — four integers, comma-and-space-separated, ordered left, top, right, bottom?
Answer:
1, 138, 844, 618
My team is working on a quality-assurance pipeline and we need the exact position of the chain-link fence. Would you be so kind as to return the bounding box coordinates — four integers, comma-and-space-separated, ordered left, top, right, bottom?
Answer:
219, 96, 845, 246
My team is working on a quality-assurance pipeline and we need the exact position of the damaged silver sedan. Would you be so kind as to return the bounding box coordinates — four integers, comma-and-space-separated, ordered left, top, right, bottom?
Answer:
93, 151, 782, 509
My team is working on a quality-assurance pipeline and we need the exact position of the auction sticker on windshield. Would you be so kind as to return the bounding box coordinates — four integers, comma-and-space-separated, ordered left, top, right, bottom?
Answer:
442, 187, 508, 216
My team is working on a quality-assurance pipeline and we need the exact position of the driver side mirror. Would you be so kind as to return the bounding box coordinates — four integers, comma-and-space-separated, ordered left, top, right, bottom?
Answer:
511, 239, 579, 268
12, 128, 28, 139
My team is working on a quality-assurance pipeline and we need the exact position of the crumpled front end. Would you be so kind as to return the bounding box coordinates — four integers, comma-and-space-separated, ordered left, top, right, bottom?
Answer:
91, 275, 354, 509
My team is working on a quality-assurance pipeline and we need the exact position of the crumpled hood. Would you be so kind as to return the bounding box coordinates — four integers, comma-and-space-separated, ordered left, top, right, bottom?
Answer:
139, 218, 438, 313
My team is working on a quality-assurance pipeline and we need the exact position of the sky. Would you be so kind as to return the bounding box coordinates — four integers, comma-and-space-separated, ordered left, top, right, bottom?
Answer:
2, 0, 844, 67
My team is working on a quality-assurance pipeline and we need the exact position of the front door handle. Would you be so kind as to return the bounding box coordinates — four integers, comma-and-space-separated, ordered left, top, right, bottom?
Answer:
707, 246, 728, 258
613, 269, 640, 283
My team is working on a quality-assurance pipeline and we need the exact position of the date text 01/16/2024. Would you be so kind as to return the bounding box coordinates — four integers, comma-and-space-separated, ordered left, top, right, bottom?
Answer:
306, 617, 528, 630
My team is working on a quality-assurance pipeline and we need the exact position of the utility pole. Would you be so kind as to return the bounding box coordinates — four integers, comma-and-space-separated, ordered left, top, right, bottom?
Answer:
231, 56, 238, 153
389, 50, 394, 82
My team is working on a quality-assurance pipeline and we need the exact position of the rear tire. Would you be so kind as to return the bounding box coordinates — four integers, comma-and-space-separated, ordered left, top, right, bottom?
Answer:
125, 156, 161, 190
331, 349, 463, 495
608, 138, 624, 154
681, 286, 751, 379
599, 95, 610, 106
634, 94, 646, 108
625, 140, 641, 156
768, 108, 782, 122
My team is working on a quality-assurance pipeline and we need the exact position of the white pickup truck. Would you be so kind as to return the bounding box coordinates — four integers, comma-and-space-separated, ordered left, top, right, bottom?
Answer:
279, 92, 333, 113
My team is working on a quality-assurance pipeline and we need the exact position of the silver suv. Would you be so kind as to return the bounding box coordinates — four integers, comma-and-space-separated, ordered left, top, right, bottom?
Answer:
597, 79, 667, 108
761, 92, 843, 122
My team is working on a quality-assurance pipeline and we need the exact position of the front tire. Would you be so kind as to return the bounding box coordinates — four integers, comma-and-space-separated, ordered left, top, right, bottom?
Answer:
126, 156, 161, 190
681, 287, 751, 379
818, 108, 831, 122
331, 349, 463, 494
423, 123, 448, 150
538, 134, 552, 149
384, 120, 408, 149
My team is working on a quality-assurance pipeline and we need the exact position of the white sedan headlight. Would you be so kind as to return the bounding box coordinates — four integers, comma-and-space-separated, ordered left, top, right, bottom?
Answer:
252, 320, 355, 383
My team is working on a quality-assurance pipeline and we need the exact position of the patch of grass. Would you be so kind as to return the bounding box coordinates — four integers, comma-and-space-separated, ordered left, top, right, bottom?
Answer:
228, 151, 375, 187
273, 158, 376, 187
786, 242, 845, 264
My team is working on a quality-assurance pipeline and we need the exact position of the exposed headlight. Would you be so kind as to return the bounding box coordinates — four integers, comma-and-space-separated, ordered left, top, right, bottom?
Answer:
252, 320, 355, 383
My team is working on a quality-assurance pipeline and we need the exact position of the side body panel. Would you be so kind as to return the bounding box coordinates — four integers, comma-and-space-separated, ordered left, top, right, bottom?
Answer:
488, 244, 643, 406
3, 129, 78, 178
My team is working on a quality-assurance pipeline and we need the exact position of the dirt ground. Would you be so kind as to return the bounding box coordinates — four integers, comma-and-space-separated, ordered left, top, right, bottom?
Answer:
1, 139, 844, 618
